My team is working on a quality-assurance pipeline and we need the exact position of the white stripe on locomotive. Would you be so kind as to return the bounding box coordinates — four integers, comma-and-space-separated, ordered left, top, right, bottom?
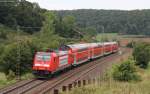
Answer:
59, 55, 68, 67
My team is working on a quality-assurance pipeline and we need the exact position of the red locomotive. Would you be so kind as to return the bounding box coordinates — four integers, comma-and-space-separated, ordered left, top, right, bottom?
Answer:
32, 42, 118, 77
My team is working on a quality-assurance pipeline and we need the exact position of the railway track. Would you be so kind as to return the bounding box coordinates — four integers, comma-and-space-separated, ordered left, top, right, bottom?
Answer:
0, 48, 130, 94
39, 52, 121, 94
25, 48, 128, 94
40, 56, 117, 94
38, 48, 130, 94
0, 79, 46, 94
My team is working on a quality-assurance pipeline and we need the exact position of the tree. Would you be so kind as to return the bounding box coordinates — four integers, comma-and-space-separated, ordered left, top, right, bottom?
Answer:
55, 9, 150, 35
55, 15, 78, 38
0, 29, 7, 39
80, 27, 97, 42
16, 0, 44, 33
0, 39, 38, 76
0, 44, 4, 63
0, 0, 44, 33
84, 27, 97, 37
35, 12, 61, 49
133, 42, 150, 68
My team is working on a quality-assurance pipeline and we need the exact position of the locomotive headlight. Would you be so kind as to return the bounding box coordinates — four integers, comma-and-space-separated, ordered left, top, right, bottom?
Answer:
34, 64, 49, 67
43, 64, 49, 67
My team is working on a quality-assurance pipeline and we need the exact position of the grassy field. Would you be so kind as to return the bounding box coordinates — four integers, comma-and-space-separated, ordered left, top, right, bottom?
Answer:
96, 33, 150, 47
61, 65, 150, 94
96, 33, 150, 41
95, 33, 118, 42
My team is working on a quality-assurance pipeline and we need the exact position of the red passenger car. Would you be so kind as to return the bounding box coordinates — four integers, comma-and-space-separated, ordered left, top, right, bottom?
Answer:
90, 43, 104, 59
67, 44, 90, 65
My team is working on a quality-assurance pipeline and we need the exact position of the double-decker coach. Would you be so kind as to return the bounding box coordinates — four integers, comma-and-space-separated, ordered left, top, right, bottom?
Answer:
103, 42, 118, 55
112, 42, 119, 52
90, 43, 104, 59
67, 43, 90, 65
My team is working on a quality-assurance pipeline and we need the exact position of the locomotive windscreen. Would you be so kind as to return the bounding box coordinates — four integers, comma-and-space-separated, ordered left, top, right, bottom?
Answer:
36, 52, 51, 61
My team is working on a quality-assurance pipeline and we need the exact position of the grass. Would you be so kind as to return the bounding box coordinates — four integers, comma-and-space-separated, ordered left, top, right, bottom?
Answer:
96, 33, 118, 42
21, 73, 34, 80
0, 73, 16, 89
63, 80, 150, 94
95, 33, 150, 47
61, 65, 150, 94
96, 33, 150, 43
0, 72, 34, 89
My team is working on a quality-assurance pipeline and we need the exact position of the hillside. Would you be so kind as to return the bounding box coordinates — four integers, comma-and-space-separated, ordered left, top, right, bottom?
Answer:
55, 9, 150, 35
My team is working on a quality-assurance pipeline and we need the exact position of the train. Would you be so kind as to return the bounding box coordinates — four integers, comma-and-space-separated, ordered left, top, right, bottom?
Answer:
32, 42, 119, 78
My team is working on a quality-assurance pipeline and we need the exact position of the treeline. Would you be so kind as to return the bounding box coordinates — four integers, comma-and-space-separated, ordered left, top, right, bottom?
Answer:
0, 0, 97, 39
1, 0, 150, 36
55, 9, 150, 35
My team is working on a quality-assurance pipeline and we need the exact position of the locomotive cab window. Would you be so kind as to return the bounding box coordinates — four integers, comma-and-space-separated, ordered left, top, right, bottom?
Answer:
36, 52, 51, 61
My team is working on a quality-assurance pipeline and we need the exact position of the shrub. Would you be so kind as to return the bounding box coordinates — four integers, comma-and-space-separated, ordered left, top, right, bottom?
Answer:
6, 70, 15, 80
133, 42, 150, 68
112, 59, 140, 81
126, 41, 135, 48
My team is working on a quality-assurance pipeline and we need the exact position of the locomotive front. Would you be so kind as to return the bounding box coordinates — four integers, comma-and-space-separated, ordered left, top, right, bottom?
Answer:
32, 52, 56, 78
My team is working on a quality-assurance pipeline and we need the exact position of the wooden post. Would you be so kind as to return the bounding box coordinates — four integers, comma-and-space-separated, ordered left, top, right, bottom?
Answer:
88, 79, 91, 84
74, 82, 77, 87
62, 86, 67, 92
93, 78, 95, 84
78, 80, 81, 87
68, 84, 72, 91
54, 89, 59, 94
83, 80, 86, 86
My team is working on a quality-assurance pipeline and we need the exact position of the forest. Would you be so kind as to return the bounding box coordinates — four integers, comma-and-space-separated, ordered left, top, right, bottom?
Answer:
1, 0, 150, 36
55, 9, 150, 35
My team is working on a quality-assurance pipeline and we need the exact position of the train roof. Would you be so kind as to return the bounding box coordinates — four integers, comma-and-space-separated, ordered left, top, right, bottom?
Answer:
103, 42, 117, 45
67, 43, 90, 50
89, 43, 103, 47
58, 41, 118, 51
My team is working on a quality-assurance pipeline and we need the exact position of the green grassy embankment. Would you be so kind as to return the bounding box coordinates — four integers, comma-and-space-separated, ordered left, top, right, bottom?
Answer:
0, 73, 16, 89
61, 65, 150, 94
0, 72, 34, 89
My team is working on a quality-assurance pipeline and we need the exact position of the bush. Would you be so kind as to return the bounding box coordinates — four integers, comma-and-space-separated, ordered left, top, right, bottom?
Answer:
0, 38, 39, 76
133, 42, 150, 68
126, 41, 135, 48
0, 44, 5, 71
112, 59, 140, 81
6, 70, 15, 80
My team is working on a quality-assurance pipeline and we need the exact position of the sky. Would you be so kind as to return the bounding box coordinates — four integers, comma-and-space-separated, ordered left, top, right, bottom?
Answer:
26, 0, 150, 10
